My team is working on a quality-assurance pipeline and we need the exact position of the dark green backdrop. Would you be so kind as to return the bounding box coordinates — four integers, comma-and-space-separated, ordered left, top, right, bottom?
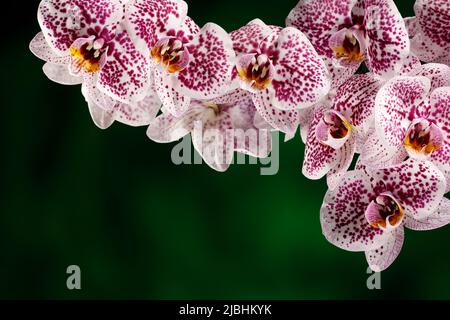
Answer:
1, 0, 449, 299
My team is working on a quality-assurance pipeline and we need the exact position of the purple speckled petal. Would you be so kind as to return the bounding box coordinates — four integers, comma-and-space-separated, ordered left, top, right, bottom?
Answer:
398, 54, 422, 76
410, 63, 450, 90
82, 74, 117, 111
326, 135, 356, 190
38, 0, 123, 55
30, 32, 69, 64
375, 76, 431, 149
360, 129, 407, 169
371, 159, 447, 220
230, 19, 278, 55
97, 28, 150, 104
43, 62, 83, 85
271, 27, 331, 110
429, 87, 450, 191
320, 169, 390, 251
334, 73, 380, 147
405, 198, 450, 231
175, 23, 236, 100
365, 226, 404, 272
251, 89, 300, 135
303, 106, 341, 180
323, 56, 360, 90
154, 68, 191, 117
125, 0, 188, 51
286, 0, 357, 59
410, 0, 450, 62
364, 0, 410, 78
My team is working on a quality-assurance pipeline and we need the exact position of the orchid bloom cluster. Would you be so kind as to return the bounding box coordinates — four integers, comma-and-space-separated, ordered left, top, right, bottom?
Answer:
31, 0, 450, 272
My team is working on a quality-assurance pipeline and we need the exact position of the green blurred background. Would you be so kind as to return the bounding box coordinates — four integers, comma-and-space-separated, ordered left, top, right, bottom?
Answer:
1, 0, 449, 299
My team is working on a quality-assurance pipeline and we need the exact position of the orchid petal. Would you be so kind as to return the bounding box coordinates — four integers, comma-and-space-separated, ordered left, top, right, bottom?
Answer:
286, 0, 357, 59
175, 23, 236, 100
97, 28, 151, 104
372, 159, 447, 220
125, 0, 188, 52
154, 68, 191, 117
365, 226, 404, 272
375, 76, 431, 149
30, 32, 69, 64
230, 19, 278, 55
43, 62, 83, 85
364, 0, 410, 78
271, 27, 331, 110
320, 169, 390, 251
405, 198, 450, 231
38, 0, 123, 55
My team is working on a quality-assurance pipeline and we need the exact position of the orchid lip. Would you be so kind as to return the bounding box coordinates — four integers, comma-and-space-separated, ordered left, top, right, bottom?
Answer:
69, 36, 108, 75
237, 53, 274, 91
151, 37, 190, 73
315, 110, 353, 149
365, 192, 404, 231
330, 29, 365, 66
404, 118, 444, 160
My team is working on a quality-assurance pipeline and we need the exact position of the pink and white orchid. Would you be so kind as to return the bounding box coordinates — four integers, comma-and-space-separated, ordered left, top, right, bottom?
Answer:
321, 160, 448, 271
369, 65, 450, 191
302, 73, 381, 189
406, 0, 450, 65
286, 0, 410, 87
125, 0, 236, 117
147, 90, 272, 172
30, 0, 151, 107
230, 19, 331, 135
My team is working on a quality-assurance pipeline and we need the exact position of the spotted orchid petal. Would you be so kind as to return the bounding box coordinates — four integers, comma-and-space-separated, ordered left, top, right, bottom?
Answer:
410, 0, 450, 63
286, 0, 357, 59
320, 170, 391, 252
251, 90, 300, 135
172, 23, 236, 100
154, 68, 191, 117
409, 63, 450, 90
429, 87, 450, 191
270, 27, 331, 110
360, 129, 407, 169
334, 73, 381, 149
405, 198, 450, 231
326, 136, 356, 190
375, 76, 431, 149
230, 19, 278, 55
97, 28, 151, 104
30, 32, 69, 65
365, 226, 404, 272
125, 0, 188, 52
38, 0, 123, 56
364, 0, 410, 78
371, 160, 447, 220
43, 62, 83, 85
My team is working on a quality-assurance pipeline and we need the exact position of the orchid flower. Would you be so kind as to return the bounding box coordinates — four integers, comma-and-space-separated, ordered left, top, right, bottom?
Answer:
302, 73, 381, 189
125, 0, 236, 117
367, 64, 450, 191
147, 90, 272, 172
405, 0, 450, 65
321, 160, 448, 271
230, 19, 331, 135
286, 0, 410, 88
30, 0, 151, 110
